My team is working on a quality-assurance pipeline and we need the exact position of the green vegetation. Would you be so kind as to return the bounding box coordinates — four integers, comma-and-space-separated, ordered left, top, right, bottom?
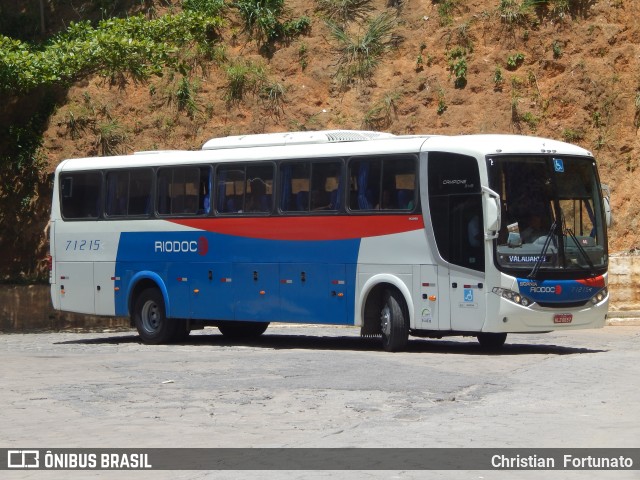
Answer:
447, 47, 468, 89
175, 76, 201, 118
96, 119, 128, 156
232, 0, 310, 45
506, 53, 525, 70
363, 91, 400, 129
315, 0, 374, 25
327, 11, 397, 88
562, 128, 585, 142
435, 0, 457, 27
493, 67, 505, 89
224, 59, 268, 102
298, 42, 309, 71
437, 88, 447, 115
0, 12, 223, 94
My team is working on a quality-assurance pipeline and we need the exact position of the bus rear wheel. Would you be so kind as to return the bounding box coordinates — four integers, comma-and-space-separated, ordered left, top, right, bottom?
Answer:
133, 288, 178, 345
218, 321, 269, 340
477, 332, 507, 349
380, 289, 409, 352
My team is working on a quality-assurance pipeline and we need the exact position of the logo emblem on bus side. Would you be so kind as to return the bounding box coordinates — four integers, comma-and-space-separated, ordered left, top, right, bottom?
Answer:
198, 236, 208, 256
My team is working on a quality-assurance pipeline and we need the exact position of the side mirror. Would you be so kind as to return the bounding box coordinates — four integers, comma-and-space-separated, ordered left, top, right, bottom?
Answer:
601, 184, 612, 228
482, 187, 501, 239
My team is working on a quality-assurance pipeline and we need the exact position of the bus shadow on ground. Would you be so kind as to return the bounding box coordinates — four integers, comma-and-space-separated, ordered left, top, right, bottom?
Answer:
54, 332, 605, 355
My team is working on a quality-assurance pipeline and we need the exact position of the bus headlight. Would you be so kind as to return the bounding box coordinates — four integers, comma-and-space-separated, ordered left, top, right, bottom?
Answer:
591, 288, 608, 304
492, 287, 533, 307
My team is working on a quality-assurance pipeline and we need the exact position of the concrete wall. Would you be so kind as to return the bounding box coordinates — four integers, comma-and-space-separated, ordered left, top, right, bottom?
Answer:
608, 255, 640, 313
1, 256, 638, 332
0, 284, 129, 332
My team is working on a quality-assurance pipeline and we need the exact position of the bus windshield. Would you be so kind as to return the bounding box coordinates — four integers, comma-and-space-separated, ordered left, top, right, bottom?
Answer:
487, 155, 607, 277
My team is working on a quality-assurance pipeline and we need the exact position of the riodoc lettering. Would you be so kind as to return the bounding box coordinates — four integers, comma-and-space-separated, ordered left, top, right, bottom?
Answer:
155, 240, 198, 254
530, 285, 562, 294
154, 237, 208, 256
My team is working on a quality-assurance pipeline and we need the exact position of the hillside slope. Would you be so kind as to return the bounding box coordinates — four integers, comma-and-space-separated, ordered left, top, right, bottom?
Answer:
2, 0, 640, 280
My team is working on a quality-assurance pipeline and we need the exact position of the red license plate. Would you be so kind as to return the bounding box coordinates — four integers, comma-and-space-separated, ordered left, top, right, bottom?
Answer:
554, 313, 573, 324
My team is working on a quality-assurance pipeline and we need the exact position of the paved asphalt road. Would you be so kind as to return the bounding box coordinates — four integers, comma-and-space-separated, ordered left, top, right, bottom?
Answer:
1, 325, 639, 480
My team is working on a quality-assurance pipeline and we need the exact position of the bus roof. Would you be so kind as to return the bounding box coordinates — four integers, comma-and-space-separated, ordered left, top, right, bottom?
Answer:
56, 131, 593, 172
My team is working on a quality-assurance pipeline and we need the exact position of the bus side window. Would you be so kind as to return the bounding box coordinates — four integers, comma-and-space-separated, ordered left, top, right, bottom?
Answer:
157, 167, 201, 216
280, 161, 342, 213
60, 172, 102, 219
128, 169, 153, 216
245, 164, 274, 213
280, 163, 310, 212
310, 161, 342, 211
349, 156, 416, 211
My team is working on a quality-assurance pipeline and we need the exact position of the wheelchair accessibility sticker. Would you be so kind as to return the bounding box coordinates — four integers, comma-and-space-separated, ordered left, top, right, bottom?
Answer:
553, 158, 565, 173
460, 288, 478, 308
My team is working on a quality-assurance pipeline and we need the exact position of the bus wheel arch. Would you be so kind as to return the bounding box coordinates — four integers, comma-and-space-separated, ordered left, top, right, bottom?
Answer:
129, 276, 187, 344
361, 279, 411, 352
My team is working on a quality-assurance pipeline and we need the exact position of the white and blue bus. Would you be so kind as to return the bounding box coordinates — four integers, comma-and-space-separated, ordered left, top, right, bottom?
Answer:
49, 130, 610, 351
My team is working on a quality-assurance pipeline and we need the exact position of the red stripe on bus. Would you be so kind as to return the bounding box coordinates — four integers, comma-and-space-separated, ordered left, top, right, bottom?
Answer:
170, 215, 424, 241
576, 276, 605, 288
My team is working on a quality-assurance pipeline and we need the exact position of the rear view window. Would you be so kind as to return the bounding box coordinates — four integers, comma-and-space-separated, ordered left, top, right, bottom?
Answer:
60, 172, 102, 219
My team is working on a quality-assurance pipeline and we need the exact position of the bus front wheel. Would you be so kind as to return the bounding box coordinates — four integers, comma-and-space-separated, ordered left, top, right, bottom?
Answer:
477, 332, 507, 349
133, 288, 177, 345
380, 289, 409, 352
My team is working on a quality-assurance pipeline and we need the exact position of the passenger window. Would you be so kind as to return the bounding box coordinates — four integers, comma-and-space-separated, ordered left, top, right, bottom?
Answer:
216, 164, 273, 214
349, 156, 416, 211
105, 169, 153, 217
157, 166, 210, 216
60, 172, 102, 219
280, 161, 342, 213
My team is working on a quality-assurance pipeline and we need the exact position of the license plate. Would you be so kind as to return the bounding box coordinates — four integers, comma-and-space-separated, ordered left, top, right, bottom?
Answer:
554, 313, 573, 324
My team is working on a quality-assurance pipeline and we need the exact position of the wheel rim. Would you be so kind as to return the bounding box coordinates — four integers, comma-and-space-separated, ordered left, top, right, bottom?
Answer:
141, 300, 161, 334
380, 304, 391, 337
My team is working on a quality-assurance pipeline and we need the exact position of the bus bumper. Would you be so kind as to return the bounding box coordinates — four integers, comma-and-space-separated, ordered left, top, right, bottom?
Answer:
483, 293, 609, 333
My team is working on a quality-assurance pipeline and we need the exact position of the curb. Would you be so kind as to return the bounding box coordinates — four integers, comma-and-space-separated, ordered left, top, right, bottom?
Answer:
606, 311, 640, 326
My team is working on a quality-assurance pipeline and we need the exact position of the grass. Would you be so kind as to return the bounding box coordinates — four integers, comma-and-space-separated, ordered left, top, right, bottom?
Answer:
327, 11, 397, 89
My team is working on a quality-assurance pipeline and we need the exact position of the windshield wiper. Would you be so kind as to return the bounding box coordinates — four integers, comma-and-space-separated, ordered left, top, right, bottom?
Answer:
527, 219, 557, 279
564, 227, 596, 274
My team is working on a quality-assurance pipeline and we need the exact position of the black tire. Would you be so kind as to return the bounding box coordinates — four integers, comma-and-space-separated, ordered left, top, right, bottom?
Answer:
218, 321, 269, 340
133, 288, 177, 345
380, 289, 409, 352
477, 332, 507, 349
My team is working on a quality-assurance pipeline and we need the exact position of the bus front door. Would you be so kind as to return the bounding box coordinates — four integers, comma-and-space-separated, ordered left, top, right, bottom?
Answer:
448, 268, 486, 332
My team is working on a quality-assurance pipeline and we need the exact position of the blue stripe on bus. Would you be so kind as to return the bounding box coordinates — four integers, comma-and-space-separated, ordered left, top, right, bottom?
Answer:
114, 231, 361, 323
